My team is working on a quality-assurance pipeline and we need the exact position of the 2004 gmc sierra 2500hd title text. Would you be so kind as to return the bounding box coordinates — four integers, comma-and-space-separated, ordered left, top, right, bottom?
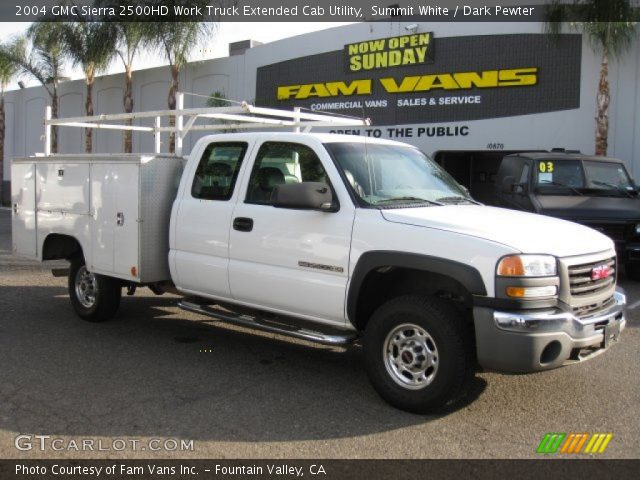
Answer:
11, 104, 626, 412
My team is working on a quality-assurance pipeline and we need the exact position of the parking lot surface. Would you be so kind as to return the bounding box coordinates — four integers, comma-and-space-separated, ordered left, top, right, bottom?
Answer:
1, 209, 638, 459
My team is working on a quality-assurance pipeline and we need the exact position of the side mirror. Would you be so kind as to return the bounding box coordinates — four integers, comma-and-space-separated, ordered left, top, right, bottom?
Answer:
271, 182, 337, 211
501, 176, 516, 194
501, 176, 525, 195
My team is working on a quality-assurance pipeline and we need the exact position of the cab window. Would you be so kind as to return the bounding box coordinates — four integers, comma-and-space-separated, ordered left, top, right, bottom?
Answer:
191, 142, 247, 200
245, 142, 329, 205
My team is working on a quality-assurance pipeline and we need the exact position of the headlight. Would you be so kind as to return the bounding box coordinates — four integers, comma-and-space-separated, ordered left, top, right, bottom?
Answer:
497, 255, 557, 277
635, 223, 640, 235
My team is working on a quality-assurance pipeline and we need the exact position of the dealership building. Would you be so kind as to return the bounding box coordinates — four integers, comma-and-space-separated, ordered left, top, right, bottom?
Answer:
2, 21, 640, 203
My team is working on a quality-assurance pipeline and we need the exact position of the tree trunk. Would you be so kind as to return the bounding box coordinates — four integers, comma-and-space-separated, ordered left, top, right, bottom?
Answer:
85, 71, 95, 154
0, 92, 5, 202
595, 51, 609, 156
168, 65, 179, 154
123, 66, 134, 153
51, 86, 58, 154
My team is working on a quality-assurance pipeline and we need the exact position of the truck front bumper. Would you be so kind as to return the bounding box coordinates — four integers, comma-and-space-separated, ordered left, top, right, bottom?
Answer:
474, 289, 626, 373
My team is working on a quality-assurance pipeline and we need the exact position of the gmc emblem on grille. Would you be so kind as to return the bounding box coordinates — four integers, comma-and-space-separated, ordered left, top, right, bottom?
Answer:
591, 264, 612, 281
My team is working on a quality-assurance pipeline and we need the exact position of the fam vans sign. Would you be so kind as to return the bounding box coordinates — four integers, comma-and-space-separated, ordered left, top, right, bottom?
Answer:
255, 33, 582, 126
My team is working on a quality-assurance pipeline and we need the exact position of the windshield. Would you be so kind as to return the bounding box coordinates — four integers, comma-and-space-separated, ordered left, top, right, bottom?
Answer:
324, 142, 472, 207
535, 159, 635, 195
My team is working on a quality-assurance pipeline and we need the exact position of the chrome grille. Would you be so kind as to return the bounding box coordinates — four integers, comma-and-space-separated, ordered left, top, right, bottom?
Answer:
572, 296, 616, 319
568, 257, 615, 297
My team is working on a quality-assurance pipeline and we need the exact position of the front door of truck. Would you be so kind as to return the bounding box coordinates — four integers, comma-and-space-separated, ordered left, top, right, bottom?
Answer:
171, 141, 251, 298
228, 140, 355, 326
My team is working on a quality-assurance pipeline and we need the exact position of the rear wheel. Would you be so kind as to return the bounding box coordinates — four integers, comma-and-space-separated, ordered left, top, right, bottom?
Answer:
363, 295, 474, 413
68, 257, 121, 322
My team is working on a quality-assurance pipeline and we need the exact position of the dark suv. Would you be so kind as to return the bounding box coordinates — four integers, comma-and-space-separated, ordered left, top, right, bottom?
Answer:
494, 151, 640, 279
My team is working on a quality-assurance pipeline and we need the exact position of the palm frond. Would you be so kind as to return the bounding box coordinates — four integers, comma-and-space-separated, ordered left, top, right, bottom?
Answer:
0, 40, 20, 90
544, 0, 638, 57
145, 0, 216, 70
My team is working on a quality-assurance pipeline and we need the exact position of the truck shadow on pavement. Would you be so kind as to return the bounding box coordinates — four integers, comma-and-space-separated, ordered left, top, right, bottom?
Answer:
0, 286, 487, 443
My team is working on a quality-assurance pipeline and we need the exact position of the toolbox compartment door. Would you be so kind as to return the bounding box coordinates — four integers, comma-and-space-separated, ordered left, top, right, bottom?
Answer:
11, 162, 37, 258
113, 164, 140, 280
36, 163, 90, 214
90, 163, 140, 280
91, 163, 116, 273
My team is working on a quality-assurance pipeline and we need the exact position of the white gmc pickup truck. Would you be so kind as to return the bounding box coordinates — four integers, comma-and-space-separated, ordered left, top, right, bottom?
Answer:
12, 130, 626, 413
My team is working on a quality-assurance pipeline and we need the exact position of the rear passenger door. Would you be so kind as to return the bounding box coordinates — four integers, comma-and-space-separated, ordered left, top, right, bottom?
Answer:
228, 140, 355, 326
171, 141, 250, 298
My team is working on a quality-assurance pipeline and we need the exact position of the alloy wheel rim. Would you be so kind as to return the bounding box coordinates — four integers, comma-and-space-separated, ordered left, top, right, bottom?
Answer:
75, 266, 97, 309
383, 323, 439, 390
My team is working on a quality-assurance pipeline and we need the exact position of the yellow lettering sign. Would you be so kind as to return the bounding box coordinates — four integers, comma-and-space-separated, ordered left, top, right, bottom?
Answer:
539, 161, 554, 173
277, 80, 372, 100
276, 68, 538, 100
345, 33, 433, 72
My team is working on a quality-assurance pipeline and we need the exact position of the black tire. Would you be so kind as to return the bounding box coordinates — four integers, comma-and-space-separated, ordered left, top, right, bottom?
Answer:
625, 262, 640, 281
363, 295, 475, 413
68, 257, 121, 322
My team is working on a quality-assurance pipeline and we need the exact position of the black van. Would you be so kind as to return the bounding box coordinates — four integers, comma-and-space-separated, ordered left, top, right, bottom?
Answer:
438, 150, 640, 279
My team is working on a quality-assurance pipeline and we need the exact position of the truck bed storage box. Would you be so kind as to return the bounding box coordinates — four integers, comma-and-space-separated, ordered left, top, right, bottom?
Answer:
12, 155, 183, 283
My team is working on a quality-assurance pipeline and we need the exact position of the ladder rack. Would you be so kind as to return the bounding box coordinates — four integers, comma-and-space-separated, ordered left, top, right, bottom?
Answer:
43, 93, 371, 156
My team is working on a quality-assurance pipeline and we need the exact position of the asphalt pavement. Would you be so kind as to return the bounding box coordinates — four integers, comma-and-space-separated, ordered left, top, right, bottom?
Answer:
1, 208, 638, 459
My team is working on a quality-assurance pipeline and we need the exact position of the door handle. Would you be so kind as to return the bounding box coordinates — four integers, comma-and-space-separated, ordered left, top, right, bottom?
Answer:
233, 217, 253, 232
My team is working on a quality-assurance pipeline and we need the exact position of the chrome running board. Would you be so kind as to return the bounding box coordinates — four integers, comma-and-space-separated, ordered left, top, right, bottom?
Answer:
178, 300, 357, 346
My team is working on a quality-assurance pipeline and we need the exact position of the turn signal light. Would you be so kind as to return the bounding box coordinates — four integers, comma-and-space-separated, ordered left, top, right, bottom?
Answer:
506, 286, 557, 298
498, 256, 525, 276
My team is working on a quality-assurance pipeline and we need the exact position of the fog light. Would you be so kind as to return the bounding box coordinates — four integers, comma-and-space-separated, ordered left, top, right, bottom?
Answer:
506, 285, 557, 298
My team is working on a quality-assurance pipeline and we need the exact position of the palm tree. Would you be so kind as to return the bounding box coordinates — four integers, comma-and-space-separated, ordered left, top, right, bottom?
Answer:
149, 19, 214, 152
0, 41, 18, 203
61, 20, 116, 153
206, 90, 237, 133
0, 23, 67, 153
102, 0, 152, 153
545, 0, 638, 155
111, 21, 149, 153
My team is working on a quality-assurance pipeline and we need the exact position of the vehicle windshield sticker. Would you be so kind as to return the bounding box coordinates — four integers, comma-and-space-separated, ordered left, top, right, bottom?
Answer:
539, 172, 553, 183
539, 161, 554, 173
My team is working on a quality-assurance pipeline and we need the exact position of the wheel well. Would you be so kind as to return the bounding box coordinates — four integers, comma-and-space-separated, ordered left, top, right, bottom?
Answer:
351, 266, 473, 331
42, 234, 83, 261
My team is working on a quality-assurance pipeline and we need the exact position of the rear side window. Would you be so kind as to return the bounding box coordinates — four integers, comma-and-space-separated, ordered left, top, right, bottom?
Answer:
191, 142, 247, 200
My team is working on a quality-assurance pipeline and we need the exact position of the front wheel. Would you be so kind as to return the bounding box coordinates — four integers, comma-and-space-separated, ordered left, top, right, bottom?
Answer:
363, 295, 474, 413
68, 257, 121, 322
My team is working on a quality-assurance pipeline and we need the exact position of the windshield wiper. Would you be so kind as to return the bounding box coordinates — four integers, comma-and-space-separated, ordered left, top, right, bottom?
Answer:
375, 196, 443, 206
591, 180, 635, 198
539, 180, 584, 196
436, 195, 481, 205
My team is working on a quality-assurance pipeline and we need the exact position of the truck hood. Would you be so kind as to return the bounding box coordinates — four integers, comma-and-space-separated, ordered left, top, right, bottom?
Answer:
536, 195, 640, 221
381, 205, 613, 257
